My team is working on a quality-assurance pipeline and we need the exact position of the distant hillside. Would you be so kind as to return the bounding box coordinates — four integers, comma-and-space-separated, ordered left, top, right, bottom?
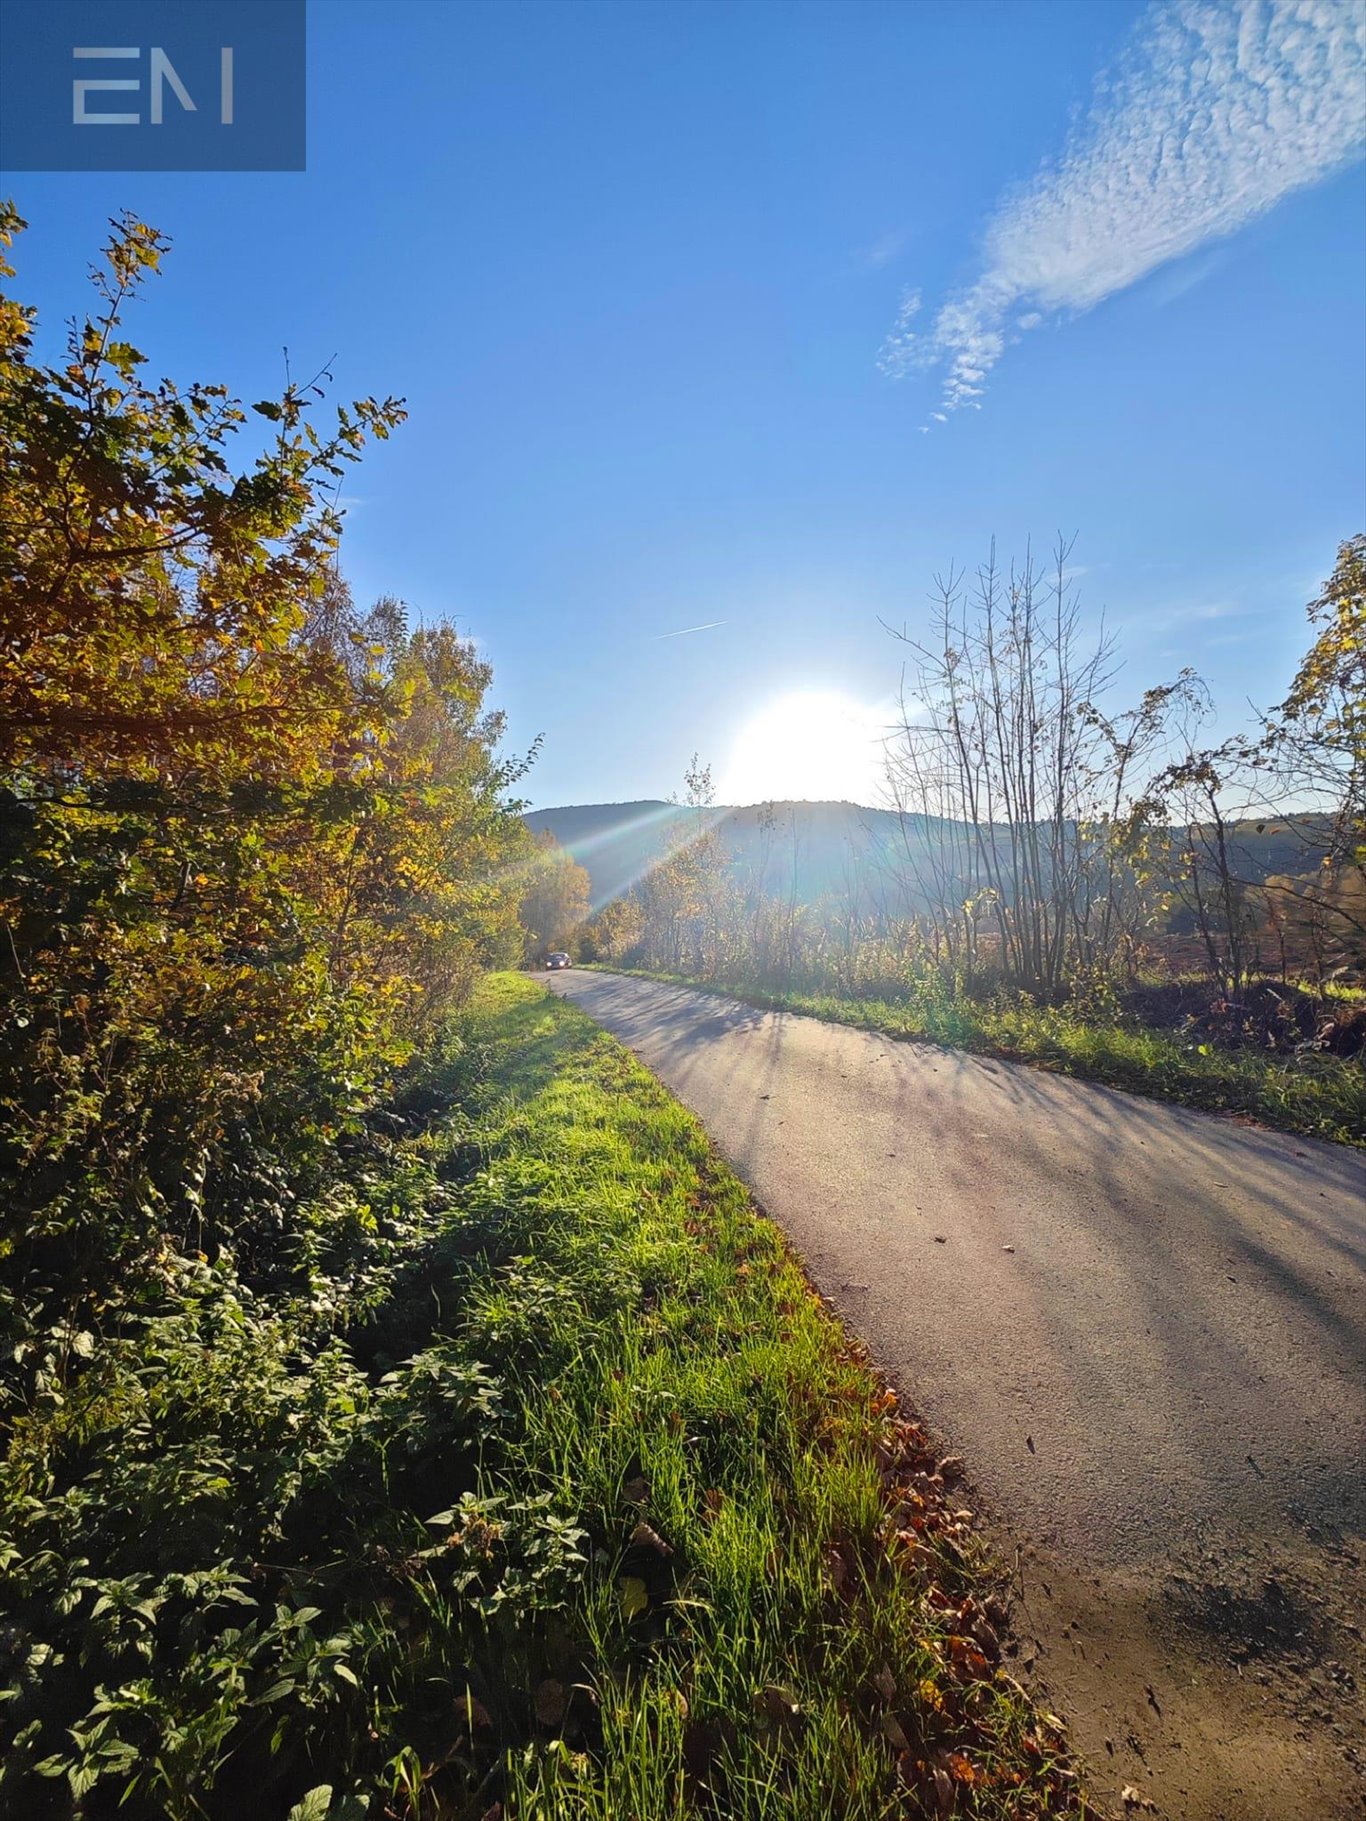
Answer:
527, 799, 972, 912
524, 801, 691, 906
526, 799, 1330, 915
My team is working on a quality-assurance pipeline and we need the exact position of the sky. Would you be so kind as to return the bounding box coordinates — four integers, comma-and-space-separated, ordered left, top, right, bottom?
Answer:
3, 0, 1364, 810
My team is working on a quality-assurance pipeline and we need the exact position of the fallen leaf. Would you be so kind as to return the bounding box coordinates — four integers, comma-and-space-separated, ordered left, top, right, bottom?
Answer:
947, 1635, 990, 1678
458, 1691, 493, 1730
944, 1751, 978, 1786
533, 1679, 566, 1728
752, 1685, 802, 1728
619, 1576, 648, 1619
824, 1544, 857, 1600
972, 1618, 1001, 1661
630, 1521, 673, 1556
881, 1712, 910, 1750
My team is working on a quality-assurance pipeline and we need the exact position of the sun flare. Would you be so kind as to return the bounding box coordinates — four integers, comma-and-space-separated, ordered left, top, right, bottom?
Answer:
719, 691, 886, 807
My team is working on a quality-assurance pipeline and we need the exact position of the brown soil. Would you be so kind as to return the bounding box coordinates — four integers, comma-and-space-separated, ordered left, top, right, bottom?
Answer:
1122, 978, 1366, 1057
990, 1510, 1365, 1821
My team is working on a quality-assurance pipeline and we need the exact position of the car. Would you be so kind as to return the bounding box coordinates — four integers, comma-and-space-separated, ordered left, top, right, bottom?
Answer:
544, 952, 572, 970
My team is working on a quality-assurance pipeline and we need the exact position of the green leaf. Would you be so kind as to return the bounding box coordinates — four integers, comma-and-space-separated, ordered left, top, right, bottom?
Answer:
287, 1787, 333, 1821
619, 1575, 648, 1619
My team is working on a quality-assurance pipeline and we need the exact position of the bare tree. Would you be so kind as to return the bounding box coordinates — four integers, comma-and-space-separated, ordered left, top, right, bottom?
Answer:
884, 538, 1204, 998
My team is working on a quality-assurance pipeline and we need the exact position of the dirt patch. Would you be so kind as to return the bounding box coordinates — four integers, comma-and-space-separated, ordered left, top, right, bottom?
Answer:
1164, 1570, 1322, 1661
992, 1526, 1366, 1821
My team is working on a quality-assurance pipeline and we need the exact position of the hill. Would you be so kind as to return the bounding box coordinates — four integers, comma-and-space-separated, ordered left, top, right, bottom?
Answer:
526, 798, 1330, 915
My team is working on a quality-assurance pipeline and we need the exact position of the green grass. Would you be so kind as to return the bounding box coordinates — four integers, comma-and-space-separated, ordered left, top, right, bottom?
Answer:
583, 965, 1365, 1147
1, 973, 1087, 1820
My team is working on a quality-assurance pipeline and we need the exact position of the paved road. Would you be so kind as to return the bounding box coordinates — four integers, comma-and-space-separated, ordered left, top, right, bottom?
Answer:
547, 969, 1366, 1821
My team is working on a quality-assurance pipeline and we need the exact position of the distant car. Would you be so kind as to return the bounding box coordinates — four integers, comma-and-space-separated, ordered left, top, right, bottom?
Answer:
545, 952, 572, 970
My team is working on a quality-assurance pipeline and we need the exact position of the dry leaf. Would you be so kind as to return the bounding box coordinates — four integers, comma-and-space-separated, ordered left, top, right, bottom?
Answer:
752, 1685, 801, 1727
933, 1764, 954, 1814
971, 1618, 1001, 1661
458, 1691, 493, 1730
533, 1679, 566, 1728
630, 1521, 673, 1556
881, 1712, 910, 1750
824, 1544, 855, 1600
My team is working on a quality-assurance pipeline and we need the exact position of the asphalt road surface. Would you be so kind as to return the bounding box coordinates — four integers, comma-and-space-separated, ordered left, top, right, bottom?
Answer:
547, 969, 1366, 1821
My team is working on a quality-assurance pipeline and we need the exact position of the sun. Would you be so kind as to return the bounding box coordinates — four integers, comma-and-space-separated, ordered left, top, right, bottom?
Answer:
719, 691, 887, 806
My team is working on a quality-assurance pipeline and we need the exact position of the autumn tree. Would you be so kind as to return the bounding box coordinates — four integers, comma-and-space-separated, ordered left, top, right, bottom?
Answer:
1263, 534, 1366, 966
0, 205, 528, 1325
1152, 536, 1366, 988
518, 830, 591, 959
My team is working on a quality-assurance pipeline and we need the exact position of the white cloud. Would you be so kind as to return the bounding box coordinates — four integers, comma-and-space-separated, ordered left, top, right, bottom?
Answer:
854, 229, 907, 271
877, 286, 922, 376
885, 0, 1366, 419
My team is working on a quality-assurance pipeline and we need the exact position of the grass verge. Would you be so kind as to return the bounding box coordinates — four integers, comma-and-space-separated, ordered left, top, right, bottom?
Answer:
583, 965, 1365, 1147
2, 973, 1087, 1820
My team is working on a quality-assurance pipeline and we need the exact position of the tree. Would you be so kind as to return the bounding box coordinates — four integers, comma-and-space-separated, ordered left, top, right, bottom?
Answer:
0, 206, 528, 1327
883, 539, 1204, 997
1263, 534, 1366, 964
1280, 533, 1366, 770
519, 831, 591, 959
1150, 536, 1366, 990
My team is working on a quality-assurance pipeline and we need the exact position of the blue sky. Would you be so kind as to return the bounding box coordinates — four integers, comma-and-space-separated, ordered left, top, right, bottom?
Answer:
4, 0, 1364, 808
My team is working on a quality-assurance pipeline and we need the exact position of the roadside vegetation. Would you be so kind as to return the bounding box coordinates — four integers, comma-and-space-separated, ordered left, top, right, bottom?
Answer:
0, 207, 1090, 1818
577, 542, 1366, 1145
3, 974, 1090, 1820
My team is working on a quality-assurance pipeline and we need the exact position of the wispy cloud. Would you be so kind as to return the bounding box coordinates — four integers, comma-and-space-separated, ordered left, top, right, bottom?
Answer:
882, 0, 1366, 420
853, 229, 907, 271
1118, 596, 1253, 632
651, 620, 726, 640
